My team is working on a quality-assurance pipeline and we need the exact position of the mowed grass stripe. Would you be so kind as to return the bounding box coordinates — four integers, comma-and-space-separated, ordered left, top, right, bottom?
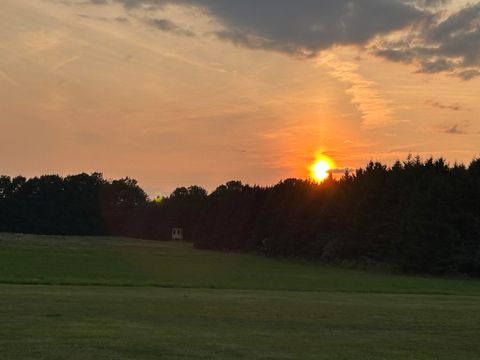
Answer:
1, 233, 480, 295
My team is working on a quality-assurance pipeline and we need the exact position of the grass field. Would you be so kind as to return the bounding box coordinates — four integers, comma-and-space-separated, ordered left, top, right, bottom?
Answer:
1, 233, 480, 359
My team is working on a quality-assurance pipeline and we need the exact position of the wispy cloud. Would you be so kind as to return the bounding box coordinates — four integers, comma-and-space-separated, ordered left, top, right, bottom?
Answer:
445, 124, 467, 135
0, 70, 20, 87
431, 122, 468, 135
317, 53, 393, 127
425, 99, 465, 111
50, 56, 81, 72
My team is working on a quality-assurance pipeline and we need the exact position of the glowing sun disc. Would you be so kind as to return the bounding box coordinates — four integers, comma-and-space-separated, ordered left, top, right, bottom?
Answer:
310, 159, 333, 182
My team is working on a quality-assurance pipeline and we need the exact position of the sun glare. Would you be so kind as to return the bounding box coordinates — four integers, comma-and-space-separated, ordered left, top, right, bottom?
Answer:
310, 158, 334, 182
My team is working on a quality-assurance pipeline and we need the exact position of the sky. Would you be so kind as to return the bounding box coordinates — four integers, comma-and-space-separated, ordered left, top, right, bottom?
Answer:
1, 0, 479, 196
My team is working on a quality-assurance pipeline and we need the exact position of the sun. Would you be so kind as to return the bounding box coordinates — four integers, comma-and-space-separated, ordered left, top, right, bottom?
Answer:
310, 157, 334, 182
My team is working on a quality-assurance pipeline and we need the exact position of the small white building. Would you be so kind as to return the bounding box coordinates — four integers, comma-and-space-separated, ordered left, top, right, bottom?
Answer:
172, 228, 184, 241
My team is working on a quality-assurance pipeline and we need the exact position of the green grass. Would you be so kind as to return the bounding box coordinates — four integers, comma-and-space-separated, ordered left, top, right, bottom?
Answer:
1, 233, 480, 359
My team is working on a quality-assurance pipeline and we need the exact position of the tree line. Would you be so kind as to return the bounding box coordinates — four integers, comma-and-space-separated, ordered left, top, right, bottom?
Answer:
1, 156, 480, 275
0, 173, 147, 236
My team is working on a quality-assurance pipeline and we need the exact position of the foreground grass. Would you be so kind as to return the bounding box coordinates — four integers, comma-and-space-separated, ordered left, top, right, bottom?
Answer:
1, 234, 480, 359
1, 285, 480, 360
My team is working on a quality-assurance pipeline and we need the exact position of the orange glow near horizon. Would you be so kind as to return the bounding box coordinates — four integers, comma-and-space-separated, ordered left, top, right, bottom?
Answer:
310, 156, 335, 182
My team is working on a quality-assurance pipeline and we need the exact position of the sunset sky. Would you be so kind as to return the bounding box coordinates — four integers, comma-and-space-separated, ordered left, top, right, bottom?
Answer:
1, 0, 479, 195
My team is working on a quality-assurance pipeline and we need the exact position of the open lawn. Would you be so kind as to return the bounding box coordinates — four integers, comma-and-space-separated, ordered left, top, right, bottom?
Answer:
1, 233, 480, 359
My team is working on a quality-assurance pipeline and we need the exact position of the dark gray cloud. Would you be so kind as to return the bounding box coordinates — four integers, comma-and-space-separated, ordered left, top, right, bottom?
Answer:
149, 18, 195, 37
457, 69, 480, 80
84, 0, 479, 79
373, 3, 480, 79
93, 0, 424, 57
195, 1, 422, 56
